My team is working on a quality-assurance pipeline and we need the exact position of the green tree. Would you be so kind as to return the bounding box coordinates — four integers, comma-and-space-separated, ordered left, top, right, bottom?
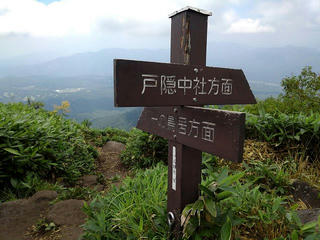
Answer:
281, 66, 320, 113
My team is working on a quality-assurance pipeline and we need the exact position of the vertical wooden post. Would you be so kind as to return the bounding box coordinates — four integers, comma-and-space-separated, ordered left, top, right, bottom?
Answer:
167, 7, 211, 239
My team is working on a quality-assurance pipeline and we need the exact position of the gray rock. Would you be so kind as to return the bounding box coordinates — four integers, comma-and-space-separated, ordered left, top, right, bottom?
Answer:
298, 208, 320, 224
291, 180, 320, 208
0, 191, 57, 240
78, 175, 98, 187
30, 190, 58, 203
94, 184, 104, 192
47, 199, 86, 226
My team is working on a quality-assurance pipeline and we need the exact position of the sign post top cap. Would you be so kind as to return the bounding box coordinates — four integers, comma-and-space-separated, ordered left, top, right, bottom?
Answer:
169, 6, 212, 18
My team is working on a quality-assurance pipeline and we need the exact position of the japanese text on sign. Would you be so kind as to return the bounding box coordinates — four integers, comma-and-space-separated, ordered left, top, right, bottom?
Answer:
141, 74, 232, 96
151, 114, 216, 143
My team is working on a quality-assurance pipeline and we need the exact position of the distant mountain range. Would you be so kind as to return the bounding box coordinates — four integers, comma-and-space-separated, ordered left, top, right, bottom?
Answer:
1, 42, 319, 129
1, 42, 319, 85
0, 48, 168, 78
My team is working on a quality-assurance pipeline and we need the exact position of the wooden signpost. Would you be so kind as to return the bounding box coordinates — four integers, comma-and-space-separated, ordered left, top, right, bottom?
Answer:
113, 6, 256, 238
114, 59, 256, 107
137, 107, 245, 162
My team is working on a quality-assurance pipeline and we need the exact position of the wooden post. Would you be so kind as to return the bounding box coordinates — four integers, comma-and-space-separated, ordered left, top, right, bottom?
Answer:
113, 5, 256, 238
167, 7, 211, 238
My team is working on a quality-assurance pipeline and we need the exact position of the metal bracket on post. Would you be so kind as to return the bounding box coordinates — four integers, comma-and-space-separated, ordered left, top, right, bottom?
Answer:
168, 211, 175, 229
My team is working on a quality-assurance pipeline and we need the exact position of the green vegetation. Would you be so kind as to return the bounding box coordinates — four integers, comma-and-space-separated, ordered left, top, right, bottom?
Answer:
83, 126, 129, 146
120, 128, 168, 169
228, 66, 320, 116
182, 160, 320, 240
223, 66, 320, 162
0, 73, 140, 130
82, 155, 320, 240
246, 112, 320, 160
81, 66, 319, 239
0, 102, 96, 200
281, 66, 320, 114
179, 66, 320, 239
82, 164, 168, 240
33, 218, 57, 233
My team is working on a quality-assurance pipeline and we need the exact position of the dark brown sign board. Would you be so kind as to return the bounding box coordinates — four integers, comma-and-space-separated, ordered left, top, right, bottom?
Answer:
114, 59, 256, 107
136, 106, 245, 162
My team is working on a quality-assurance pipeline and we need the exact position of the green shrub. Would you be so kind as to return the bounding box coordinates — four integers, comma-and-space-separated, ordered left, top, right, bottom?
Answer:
121, 128, 168, 169
53, 186, 98, 203
243, 159, 291, 195
218, 96, 285, 116
83, 127, 129, 146
0, 102, 96, 198
103, 127, 130, 144
281, 66, 320, 114
224, 66, 320, 116
246, 112, 320, 160
81, 160, 319, 240
217, 67, 320, 162
182, 167, 320, 240
0, 173, 61, 201
82, 163, 169, 240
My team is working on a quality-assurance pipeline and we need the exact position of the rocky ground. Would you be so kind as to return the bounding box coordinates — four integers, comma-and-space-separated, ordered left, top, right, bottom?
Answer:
0, 141, 128, 240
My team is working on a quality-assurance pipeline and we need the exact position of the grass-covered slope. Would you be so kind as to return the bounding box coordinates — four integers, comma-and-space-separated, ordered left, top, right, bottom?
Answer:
0, 102, 96, 199
83, 164, 168, 240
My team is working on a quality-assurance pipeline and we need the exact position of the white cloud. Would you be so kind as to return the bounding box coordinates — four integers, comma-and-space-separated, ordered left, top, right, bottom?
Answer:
0, 0, 183, 37
255, 0, 320, 31
0, 0, 319, 57
0, 0, 280, 38
222, 10, 237, 23
308, 0, 320, 12
0, 0, 93, 37
226, 18, 274, 34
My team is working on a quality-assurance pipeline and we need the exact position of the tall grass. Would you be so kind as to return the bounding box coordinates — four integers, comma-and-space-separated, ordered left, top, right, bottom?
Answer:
82, 163, 169, 240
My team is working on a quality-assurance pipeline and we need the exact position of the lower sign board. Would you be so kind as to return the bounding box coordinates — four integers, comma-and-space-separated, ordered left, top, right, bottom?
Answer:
114, 59, 256, 107
137, 106, 245, 162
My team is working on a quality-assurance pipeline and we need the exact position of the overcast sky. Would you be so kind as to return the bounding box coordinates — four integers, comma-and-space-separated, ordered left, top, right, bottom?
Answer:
0, 0, 319, 59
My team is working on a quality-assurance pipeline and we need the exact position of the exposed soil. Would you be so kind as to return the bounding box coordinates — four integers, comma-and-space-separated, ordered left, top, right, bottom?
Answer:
96, 141, 129, 186
0, 141, 129, 240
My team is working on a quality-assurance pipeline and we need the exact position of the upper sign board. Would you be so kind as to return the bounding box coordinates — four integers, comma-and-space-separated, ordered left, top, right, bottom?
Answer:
114, 59, 256, 107
136, 106, 245, 162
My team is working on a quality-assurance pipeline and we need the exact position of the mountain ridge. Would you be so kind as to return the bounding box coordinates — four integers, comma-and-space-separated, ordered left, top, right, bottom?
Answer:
1, 43, 319, 85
